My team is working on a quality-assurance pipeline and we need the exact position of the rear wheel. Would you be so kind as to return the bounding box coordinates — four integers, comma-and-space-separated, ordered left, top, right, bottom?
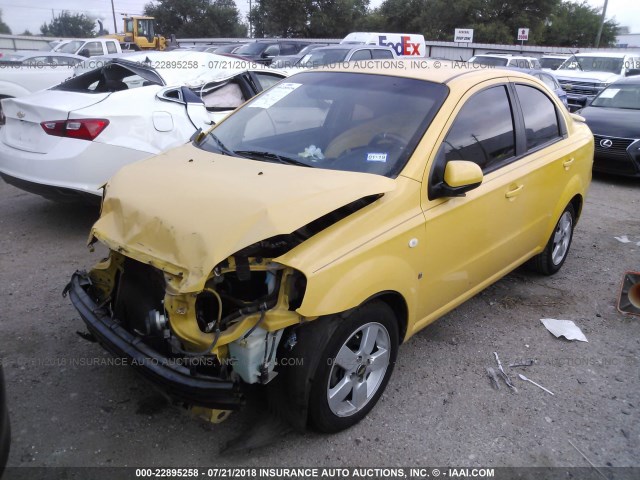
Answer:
529, 203, 575, 275
308, 301, 399, 432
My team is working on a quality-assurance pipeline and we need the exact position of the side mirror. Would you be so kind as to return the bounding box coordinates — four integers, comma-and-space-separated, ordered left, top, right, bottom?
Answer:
432, 160, 483, 198
79, 48, 90, 58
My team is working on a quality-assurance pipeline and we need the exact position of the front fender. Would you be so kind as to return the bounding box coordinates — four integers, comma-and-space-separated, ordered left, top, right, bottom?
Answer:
295, 247, 421, 326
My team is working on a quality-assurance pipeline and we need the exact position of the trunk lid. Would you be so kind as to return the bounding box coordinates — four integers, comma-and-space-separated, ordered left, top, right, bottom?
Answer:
1, 91, 109, 153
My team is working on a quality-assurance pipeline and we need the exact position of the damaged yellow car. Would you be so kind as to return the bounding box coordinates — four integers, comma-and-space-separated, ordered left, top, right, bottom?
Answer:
67, 63, 593, 432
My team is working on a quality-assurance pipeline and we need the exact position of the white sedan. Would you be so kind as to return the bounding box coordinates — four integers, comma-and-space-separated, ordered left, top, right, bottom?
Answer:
0, 51, 287, 201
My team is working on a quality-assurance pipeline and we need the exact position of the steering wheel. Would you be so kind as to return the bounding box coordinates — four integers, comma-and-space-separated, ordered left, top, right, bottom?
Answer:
368, 132, 407, 150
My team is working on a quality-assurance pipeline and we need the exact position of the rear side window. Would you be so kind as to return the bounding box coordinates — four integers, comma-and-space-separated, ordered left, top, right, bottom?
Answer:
106, 42, 118, 54
515, 84, 561, 150
443, 85, 515, 171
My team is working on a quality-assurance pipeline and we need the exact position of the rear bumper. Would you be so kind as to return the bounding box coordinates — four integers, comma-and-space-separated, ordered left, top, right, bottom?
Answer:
1, 172, 100, 203
0, 137, 151, 199
67, 271, 244, 410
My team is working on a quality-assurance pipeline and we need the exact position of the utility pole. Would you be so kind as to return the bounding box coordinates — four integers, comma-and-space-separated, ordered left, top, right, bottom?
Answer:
248, 0, 252, 38
594, 0, 609, 48
111, 0, 118, 34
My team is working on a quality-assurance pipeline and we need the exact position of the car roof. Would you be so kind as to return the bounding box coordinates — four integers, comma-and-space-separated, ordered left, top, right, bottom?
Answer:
75, 51, 284, 87
1, 50, 85, 60
311, 44, 394, 51
474, 54, 535, 59
573, 52, 629, 58
299, 59, 545, 85
610, 75, 640, 85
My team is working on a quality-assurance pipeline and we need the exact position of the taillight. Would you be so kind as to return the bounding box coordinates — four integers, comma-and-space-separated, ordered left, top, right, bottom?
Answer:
41, 119, 109, 141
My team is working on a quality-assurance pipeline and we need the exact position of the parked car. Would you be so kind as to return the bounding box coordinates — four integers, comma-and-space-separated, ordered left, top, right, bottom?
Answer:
212, 43, 248, 55
555, 52, 640, 111
0, 51, 85, 120
67, 63, 593, 433
298, 44, 397, 68
540, 54, 570, 71
270, 43, 332, 69
341, 32, 426, 57
234, 40, 311, 65
506, 67, 568, 108
576, 76, 640, 177
0, 51, 287, 201
54, 38, 122, 57
0, 364, 9, 475
468, 54, 541, 69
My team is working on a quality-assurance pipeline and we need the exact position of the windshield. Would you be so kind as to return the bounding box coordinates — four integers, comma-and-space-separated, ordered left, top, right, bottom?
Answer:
540, 57, 567, 70
196, 71, 448, 178
58, 41, 84, 54
559, 56, 623, 74
235, 43, 269, 55
299, 49, 349, 67
591, 83, 640, 109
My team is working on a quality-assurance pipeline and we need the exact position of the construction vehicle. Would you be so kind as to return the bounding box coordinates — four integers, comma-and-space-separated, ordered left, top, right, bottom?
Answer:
104, 16, 167, 51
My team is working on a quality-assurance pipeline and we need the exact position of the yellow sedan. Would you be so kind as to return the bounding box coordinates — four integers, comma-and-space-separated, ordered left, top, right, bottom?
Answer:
67, 61, 593, 433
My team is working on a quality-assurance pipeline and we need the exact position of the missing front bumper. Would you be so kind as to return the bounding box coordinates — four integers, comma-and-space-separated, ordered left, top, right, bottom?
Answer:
66, 271, 244, 410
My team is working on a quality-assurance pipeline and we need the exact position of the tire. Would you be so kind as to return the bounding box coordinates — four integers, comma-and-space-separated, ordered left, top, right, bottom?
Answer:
529, 203, 575, 275
307, 301, 399, 433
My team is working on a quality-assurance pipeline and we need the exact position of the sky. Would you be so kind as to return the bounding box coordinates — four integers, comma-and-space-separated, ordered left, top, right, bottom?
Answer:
0, 0, 639, 37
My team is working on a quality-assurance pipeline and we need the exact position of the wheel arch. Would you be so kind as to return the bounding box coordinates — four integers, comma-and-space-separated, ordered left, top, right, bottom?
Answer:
365, 291, 409, 343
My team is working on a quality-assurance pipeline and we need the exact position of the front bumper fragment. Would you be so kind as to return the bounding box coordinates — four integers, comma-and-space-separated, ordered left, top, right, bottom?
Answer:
66, 271, 244, 410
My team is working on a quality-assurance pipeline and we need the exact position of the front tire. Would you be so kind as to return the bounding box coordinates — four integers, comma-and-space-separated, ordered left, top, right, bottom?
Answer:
529, 203, 576, 275
308, 301, 399, 433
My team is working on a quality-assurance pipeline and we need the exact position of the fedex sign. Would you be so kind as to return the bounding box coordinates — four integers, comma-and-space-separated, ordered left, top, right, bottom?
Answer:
377, 34, 426, 57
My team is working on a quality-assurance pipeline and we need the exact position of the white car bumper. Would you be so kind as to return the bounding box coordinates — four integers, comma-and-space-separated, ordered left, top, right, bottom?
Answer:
0, 137, 153, 200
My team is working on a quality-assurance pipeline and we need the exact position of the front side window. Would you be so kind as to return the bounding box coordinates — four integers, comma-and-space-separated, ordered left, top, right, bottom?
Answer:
350, 49, 372, 61
372, 49, 394, 59
515, 85, 562, 150
85, 42, 104, 56
196, 72, 449, 178
443, 85, 515, 171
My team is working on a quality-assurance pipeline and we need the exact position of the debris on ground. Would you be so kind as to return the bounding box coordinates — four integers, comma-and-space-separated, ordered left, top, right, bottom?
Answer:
540, 318, 588, 342
493, 352, 517, 393
486, 367, 500, 390
509, 359, 535, 368
518, 374, 554, 396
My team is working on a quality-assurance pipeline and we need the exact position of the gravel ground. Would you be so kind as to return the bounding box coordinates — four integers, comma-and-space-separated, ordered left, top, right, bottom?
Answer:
0, 174, 638, 475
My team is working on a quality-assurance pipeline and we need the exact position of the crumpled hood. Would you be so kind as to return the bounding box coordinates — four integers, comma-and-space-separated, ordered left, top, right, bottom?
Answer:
554, 70, 621, 84
92, 143, 396, 292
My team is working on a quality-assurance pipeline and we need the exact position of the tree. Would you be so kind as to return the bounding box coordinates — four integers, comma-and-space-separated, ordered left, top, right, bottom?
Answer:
543, 1, 618, 47
308, 0, 370, 38
144, 0, 247, 38
0, 9, 12, 34
40, 11, 96, 37
250, 0, 311, 37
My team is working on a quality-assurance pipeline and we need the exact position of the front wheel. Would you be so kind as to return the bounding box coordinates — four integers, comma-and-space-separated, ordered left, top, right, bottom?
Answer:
308, 301, 399, 432
529, 203, 576, 275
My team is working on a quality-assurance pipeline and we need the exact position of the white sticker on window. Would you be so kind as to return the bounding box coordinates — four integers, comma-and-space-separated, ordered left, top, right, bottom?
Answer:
598, 88, 620, 99
367, 153, 387, 162
248, 82, 302, 109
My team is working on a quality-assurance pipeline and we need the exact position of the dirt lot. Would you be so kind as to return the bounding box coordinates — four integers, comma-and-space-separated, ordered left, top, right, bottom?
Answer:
0, 173, 638, 474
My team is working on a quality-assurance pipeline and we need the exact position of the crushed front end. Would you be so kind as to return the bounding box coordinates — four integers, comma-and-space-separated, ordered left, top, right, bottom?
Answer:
66, 241, 307, 411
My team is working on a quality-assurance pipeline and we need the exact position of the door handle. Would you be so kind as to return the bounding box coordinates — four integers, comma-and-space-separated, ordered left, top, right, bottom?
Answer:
505, 184, 524, 198
563, 158, 575, 169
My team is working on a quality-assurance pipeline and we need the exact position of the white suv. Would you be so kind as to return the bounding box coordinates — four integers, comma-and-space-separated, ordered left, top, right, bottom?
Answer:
554, 52, 640, 111
468, 54, 541, 69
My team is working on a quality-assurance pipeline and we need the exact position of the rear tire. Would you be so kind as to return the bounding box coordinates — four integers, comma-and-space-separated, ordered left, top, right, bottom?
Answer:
529, 203, 575, 275
308, 301, 399, 433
